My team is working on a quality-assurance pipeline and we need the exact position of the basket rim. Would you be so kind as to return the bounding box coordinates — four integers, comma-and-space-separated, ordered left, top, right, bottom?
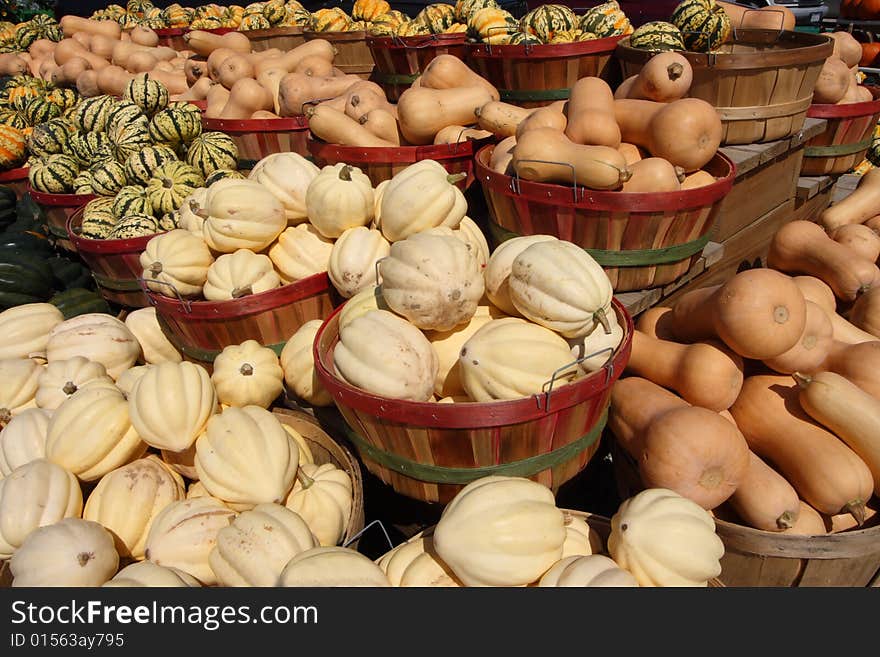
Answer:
808, 85, 880, 119
202, 114, 308, 132
312, 298, 633, 428
475, 145, 736, 211
154, 27, 187, 35
467, 33, 624, 59
27, 184, 95, 207
67, 204, 165, 254
238, 25, 304, 37
0, 165, 28, 182
307, 135, 488, 163
145, 271, 333, 320
365, 32, 468, 47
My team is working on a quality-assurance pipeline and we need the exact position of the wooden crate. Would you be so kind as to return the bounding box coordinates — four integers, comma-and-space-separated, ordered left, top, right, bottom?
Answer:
792, 174, 836, 223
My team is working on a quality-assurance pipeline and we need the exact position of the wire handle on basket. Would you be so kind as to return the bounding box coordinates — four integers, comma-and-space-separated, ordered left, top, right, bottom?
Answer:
136, 276, 192, 314
402, 34, 442, 49
536, 346, 615, 413
511, 158, 580, 202
681, 29, 719, 67
485, 25, 525, 56
734, 9, 786, 42
343, 519, 395, 552
374, 256, 387, 288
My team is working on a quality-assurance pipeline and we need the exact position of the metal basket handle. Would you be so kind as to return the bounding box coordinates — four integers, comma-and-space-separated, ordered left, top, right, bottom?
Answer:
485, 25, 522, 55
343, 519, 395, 551
681, 28, 720, 66
511, 156, 631, 202
536, 346, 616, 412
402, 33, 442, 49
733, 9, 786, 42
137, 276, 192, 313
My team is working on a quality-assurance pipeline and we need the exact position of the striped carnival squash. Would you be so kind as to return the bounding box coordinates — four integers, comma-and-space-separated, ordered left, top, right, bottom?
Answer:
263, 0, 287, 25
89, 160, 129, 197
108, 115, 152, 163
311, 8, 351, 31
455, 0, 499, 23
3, 85, 39, 106
520, 4, 578, 43
72, 96, 116, 134
157, 212, 179, 232
46, 89, 79, 113
349, 19, 370, 31
113, 186, 152, 219
670, 0, 731, 52
368, 13, 403, 35
398, 20, 432, 36
140, 16, 167, 29
162, 4, 194, 27
417, 4, 459, 34
353, 0, 391, 21
629, 21, 686, 51
0, 125, 27, 170
124, 145, 179, 187
50, 288, 111, 319
186, 132, 238, 178
13, 24, 39, 51
149, 108, 202, 146
0, 252, 55, 309
576, 30, 599, 41
191, 16, 224, 29
26, 119, 72, 158
204, 169, 246, 186
68, 132, 113, 168
16, 97, 61, 126
106, 101, 145, 130
73, 171, 95, 195
146, 161, 204, 215
580, 1, 633, 38
507, 31, 541, 45
127, 0, 155, 18
284, 7, 313, 27
0, 111, 28, 131
80, 212, 118, 240
167, 102, 202, 117
194, 4, 224, 19
118, 13, 142, 30
124, 75, 169, 117
108, 213, 161, 240
548, 29, 581, 43
29, 154, 79, 193
468, 7, 518, 43
83, 197, 116, 218
240, 13, 271, 30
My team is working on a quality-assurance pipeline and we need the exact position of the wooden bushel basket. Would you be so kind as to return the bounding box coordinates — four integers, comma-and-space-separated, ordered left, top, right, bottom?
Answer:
615, 29, 833, 145
202, 115, 310, 167
243, 25, 306, 52
0, 166, 29, 200
610, 440, 880, 587
154, 27, 187, 51
28, 186, 95, 252
313, 298, 633, 505
303, 30, 374, 80
466, 35, 624, 108
366, 33, 467, 102
307, 135, 490, 188
144, 272, 339, 371
802, 86, 880, 176
474, 144, 736, 293
67, 206, 157, 308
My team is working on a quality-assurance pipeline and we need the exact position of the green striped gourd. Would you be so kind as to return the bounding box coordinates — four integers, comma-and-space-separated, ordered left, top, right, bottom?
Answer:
263, 0, 287, 25
89, 159, 129, 197
467, 7, 518, 44
157, 212, 178, 232
113, 185, 152, 219
13, 24, 39, 51
507, 31, 541, 45
83, 196, 116, 217
148, 107, 202, 146
140, 16, 166, 29
185, 132, 238, 178
108, 115, 152, 162
417, 4, 458, 34
204, 168, 246, 186
285, 7, 312, 27
241, 13, 271, 30
68, 131, 113, 167
106, 100, 145, 129
80, 212, 117, 239
548, 28, 581, 43
670, 0, 730, 52
17, 97, 62, 125
455, 0, 499, 24
629, 21, 686, 51
117, 13, 142, 29
167, 101, 202, 116
0, 110, 28, 131
46, 88, 79, 112
0, 252, 55, 309
127, 0, 155, 17
124, 75, 169, 117
72, 171, 95, 195
26, 119, 71, 158
124, 145, 179, 186
146, 161, 204, 215
368, 13, 402, 36
311, 7, 351, 31
72, 95, 116, 133
49, 288, 111, 319
580, 1, 632, 38
520, 4, 578, 43
108, 213, 160, 240
0, 124, 26, 170
29, 154, 80, 193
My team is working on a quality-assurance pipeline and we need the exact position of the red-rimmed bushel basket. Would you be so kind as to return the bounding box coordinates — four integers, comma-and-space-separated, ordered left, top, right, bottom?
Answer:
313, 298, 633, 505
466, 35, 624, 108
154, 27, 187, 51
307, 136, 490, 188
475, 144, 736, 292
66, 206, 156, 308
366, 33, 468, 102
28, 187, 95, 252
801, 86, 880, 175
0, 166, 29, 200
242, 26, 306, 52
202, 115, 309, 168
144, 272, 339, 371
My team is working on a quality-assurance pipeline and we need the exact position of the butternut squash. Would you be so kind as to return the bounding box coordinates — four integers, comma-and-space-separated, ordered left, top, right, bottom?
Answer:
183, 30, 252, 57
819, 167, 880, 231
609, 376, 689, 459
515, 107, 567, 140
564, 77, 621, 148
822, 340, 880, 398
728, 451, 800, 531
763, 300, 833, 374
87, 35, 117, 60
512, 127, 631, 191
829, 31, 863, 68
205, 84, 231, 119
112, 42, 177, 68
626, 330, 744, 411
614, 75, 637, 100
781, 501, 828, 536
70, 32, 91, 49
729, 374, 874, 521
256, 69, 284, 114
359, 108, 401, 145
206, 48, 236, 81
848, 285, 880, 338
621, 157, 685, 193
76, 70, 100, 97
398, 86, 496, 146
176, 77, 215, 102
344, 85, 394, 122
54, 39, 108, 70
792, 275, 877, 344
97, 66, 135, 96
131, 25, 159, 48
148, 70, 188, 96
825, 502, 878, 533
277, 73, 361, 117
837, 76, 865, 104
681, 170, 717, 189
418, 54, 499, 101
60, 15, 122, 40
634, 306, 675, 340
217, 54, 255, 90
488, 137, 516, 174
639, 405, 750, 510
618, 142, 644, 165
51, 58, 90, 87
625, 52, 693, 103
669, 269, 807, 360
185, 57, 207, 86
28, 39, 56, 61
831, 224, 880, 263
126, 51, 159, 75
766, 220, 880, 301
793, 370, 880, 496
433, 125, 491, 145
294, 55, 335, 78
813, 56, 852, 104
305, 104, 396, 147
475, 101, 533, 138
219, 78, 274, 120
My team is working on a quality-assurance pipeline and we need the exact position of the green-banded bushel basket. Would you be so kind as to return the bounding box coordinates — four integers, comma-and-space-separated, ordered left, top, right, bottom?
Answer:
67, 205, 156, 308
366, 33, 468, 102
802, 86, 880, 176
143, 272, 340, 374
313, 298, 633, 505
474, 144, 736, 292
465, 35, 624, 108
201, 115, 310, 168
28, 186, 95, 253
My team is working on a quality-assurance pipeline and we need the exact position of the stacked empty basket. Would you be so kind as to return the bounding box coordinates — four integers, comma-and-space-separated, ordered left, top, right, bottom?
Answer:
366, 33, 468, 102
801, 86, 880, 175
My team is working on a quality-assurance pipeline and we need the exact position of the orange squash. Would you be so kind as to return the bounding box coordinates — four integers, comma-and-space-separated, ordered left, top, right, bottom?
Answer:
781, 501, 828, 536
621, 158, 684, 193
792, 275, 877, 344
634, 306, 675, 340
305, 104, 396, 147
728, 451, 800, 531
681, 170, 716, 189
767, 220, 880, 301
831, 224, 880, 263
418, 54, 499, 101
623, 52, 693, 103
515, 106, 567, 140
669, 269, 807, 360
729, 374, 874, 521
848, 285, 880, 338
618, 142, 645, 166
608, 376, 688, 459
475, 101, 533, 138
819, 167, 880, 232
812, 56, 852, 104
822, 340, 880, 399
763, 301, 833, 374
564, 77, 621, 148
397, 86, 495, 145
277, 72, 361, 117
626, 330, 744, 411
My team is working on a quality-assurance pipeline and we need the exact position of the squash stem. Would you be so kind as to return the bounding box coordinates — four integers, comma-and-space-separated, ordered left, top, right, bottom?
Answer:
339, 165, 353, 182
666, 62, 684, 81
844, 499, 866, 526
791, 372, 812, 389
231, 285, 253, 299
776, 510, 796, 530
239, 363, 254, 377
62, 381, 78, 396
296, 467, 314, 490
446, 172, 467, 185
149, 261, 162, 276
594, 308, 612, 335
0, 408, 10, 426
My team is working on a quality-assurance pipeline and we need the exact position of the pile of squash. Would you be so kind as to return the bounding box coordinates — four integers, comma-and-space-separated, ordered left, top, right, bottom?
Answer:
0, 15, 63, 55
611, 191, 880, 534
813, 31, 874, 105
482, 52, 721, 192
